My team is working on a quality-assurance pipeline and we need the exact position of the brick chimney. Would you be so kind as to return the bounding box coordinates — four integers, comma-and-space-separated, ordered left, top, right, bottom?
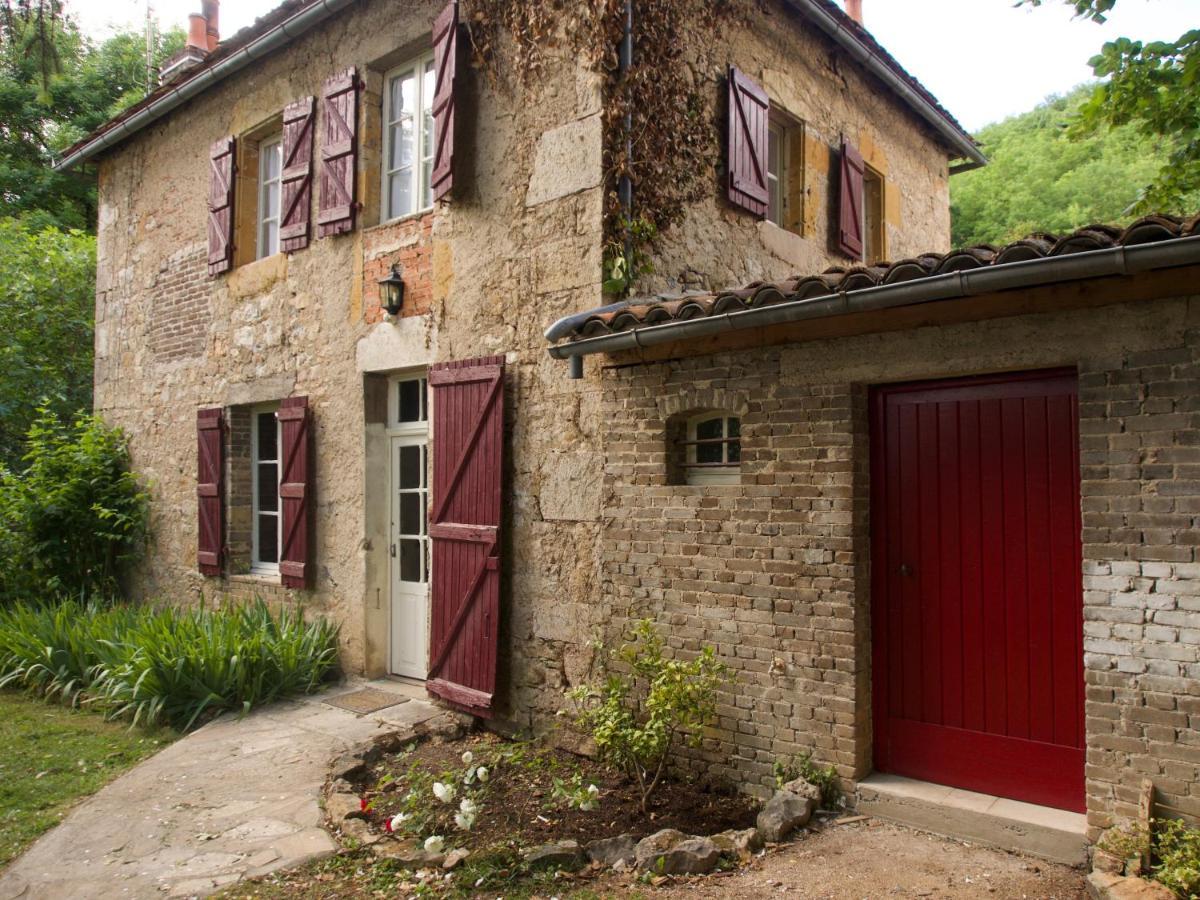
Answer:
846, 0, 863, 24
201, 0, 220, 52
159, 11, 210, 84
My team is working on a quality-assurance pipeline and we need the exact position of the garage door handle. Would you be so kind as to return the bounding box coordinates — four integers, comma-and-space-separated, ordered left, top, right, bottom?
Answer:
899, 563, 913, 577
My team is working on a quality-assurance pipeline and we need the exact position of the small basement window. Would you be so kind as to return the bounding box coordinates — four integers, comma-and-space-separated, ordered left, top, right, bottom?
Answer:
682, 413, 741, 485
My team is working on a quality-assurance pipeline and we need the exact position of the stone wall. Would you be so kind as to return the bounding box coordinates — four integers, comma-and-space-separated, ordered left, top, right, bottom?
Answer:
595, 293, 1200, 827
92, 0, 609, 708
638, 0, 954, 296
92, 0, 961, 740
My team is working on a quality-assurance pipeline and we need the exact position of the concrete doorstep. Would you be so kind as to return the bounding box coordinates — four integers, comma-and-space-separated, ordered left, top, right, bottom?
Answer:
856, 773, 1089, 867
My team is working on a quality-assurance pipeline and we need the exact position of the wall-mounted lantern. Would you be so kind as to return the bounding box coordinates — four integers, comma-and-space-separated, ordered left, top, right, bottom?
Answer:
378, 264, 405, 317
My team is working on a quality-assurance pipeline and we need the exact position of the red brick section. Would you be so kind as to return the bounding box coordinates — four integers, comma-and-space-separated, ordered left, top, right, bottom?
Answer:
361, 213, 435, 324
149, 247, 210, 361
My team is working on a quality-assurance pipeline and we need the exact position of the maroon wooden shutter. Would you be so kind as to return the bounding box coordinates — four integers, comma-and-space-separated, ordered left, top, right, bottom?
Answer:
317, 69, 358, 238
278, 396, 313, 589
427, 356, 505, 716
726, 66, 769, 217
207, 137, 235, 275
430, 0, 458, 202
280, 96, 315, 253
838, 138, 866, 260
197, 407, 224, 575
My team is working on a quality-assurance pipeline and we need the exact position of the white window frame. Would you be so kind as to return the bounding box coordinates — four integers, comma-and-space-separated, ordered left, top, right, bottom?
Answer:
250, 404, 282, 573
381, 54, 436, 224
766, 121, 784, 227
684, 413, 741, 486
387, 371, 431, 590
256, 135, 283, 260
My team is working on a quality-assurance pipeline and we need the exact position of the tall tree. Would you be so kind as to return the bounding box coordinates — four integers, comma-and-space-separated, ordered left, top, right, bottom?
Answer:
1022, 0, 1199, 212
0, 2, 182, 230
950, 85, 1193, 247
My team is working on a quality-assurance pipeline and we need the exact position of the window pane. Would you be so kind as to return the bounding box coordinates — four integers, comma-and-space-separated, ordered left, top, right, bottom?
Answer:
399, 445, 421, 489
258, 514, 278, 563
256, 413, 277, 459
257, 463, 278, 511
727, 417, 740, 438
727, 440, 741, 463
399, 493, 420, 535
398, 379, 422, 422
264, 140, 281, 179
697, 442, 723, 464
399, 538, 420, 582
262, 220, 279, 258
388, 171, 412, 220
389, 118, 415, 171
696, 417, 723, 441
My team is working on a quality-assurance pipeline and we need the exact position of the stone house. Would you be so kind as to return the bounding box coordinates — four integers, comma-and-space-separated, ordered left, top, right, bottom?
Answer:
58, 0, 1200, 862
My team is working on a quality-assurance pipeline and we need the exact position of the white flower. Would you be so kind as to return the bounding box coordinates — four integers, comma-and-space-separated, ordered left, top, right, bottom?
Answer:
389, 812, 407, 831
476, 767, 489, 783
586, 784, 600, 798
455, 797, 477, 830
463, 766, 476, 785
432, 782, 456, 804
461, 751, 474, 766
424, 835, 445, 854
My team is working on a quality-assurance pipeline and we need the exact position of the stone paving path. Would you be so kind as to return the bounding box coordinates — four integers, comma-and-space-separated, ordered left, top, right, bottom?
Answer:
0, 680, 438, 900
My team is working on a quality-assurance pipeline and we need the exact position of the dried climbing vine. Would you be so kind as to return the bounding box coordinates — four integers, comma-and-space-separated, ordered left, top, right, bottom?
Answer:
463, 0, 749, 295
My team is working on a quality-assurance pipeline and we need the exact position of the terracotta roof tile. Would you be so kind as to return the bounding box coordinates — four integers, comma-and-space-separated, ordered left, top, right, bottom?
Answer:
558, 214, 1200, 340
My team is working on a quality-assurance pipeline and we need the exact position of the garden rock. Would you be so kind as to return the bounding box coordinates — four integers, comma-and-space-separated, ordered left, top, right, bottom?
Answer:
756, 790, 814, 842
524, 839, 585, 870
634, 828, 687, 870
338, 817, 380, 845
372, 839, 445, 868
781, 777, 822, 804
658, 837, 722, 875
443, 848, 470, 869
1086, 871, 1176, 899
712, 827, 763, 857
324, 791, 364, 823
586, 834, 637, 868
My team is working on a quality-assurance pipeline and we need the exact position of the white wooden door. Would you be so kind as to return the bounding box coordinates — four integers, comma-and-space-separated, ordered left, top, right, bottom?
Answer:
389, 431, 431, 678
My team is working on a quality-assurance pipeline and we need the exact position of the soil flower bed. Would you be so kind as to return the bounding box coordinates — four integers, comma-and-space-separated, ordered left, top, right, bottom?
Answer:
352, 730, 758, 854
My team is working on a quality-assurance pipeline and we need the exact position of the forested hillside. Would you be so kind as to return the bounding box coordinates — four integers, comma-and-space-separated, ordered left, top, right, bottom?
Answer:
950, 84, 1197, 247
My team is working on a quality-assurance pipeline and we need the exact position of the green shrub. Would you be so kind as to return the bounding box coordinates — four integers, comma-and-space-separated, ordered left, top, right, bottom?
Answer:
566, 618, 728, 813
0, 600, 339, 730
0, 408, 148, 602
1154, 818, 1200, 898
774, 751, 842, 809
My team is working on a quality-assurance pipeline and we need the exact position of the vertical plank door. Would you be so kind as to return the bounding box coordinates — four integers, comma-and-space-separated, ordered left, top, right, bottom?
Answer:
871, 369, 1085, 812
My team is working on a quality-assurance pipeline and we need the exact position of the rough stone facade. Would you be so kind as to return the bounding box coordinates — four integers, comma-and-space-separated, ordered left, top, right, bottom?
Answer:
594, 292, 1200, 831
639, 0, 953, 296
92, 0, 964, 789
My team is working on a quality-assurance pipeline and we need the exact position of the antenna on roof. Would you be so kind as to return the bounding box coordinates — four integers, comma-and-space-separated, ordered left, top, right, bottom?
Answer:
144, 1, 156, 96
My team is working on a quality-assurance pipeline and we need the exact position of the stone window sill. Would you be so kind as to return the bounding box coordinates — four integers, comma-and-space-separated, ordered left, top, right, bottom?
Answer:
227, 571, 282, 587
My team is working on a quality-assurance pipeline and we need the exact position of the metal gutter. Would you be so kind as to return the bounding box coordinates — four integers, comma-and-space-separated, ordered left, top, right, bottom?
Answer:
546, 236, 1200, 365
784, 0, 986, 166
54, 0, 355, 172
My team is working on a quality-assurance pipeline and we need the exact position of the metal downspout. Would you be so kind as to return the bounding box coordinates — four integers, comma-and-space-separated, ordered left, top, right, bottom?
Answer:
546, 237, 1200, 361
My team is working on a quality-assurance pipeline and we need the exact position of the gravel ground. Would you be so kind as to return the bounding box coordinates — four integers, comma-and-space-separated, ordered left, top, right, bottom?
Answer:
606, 817, 1088, 899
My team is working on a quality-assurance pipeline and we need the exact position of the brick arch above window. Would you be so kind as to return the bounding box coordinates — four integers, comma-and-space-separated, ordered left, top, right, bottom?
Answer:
656, 387, 748, 421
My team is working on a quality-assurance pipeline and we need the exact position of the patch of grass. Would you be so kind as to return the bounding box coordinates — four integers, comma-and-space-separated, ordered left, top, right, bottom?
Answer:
0, 690, 173, 868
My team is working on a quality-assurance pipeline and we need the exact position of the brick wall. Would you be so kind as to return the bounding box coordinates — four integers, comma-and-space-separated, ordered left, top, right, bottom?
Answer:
596, 295, 1200, 828
148, 246, 209, 361
1079, 343, 1200, 833
362, 213, 435, 325
599, 352, 871, 797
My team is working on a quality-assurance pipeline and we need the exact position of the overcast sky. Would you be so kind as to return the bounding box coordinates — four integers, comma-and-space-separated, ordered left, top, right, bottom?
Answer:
70, 0, 1197, 132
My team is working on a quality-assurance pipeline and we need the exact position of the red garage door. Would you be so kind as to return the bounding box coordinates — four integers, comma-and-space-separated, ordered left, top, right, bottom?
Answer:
870, 370, 1085, 812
